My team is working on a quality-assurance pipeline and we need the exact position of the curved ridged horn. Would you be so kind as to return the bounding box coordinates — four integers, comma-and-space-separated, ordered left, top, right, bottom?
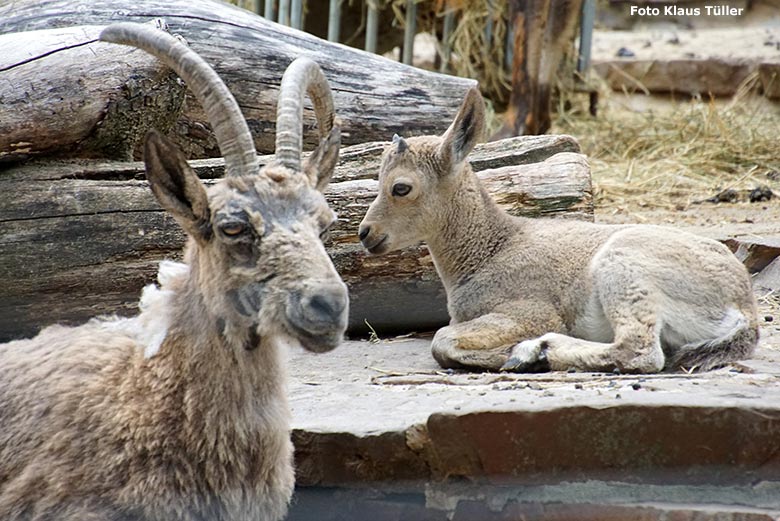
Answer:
100, 22, 259, 177
274, 57, 335, 173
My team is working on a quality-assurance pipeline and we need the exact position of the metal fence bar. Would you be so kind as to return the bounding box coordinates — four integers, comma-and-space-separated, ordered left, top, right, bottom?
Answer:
278, 0, 290, 25
402, 0, 416, 65
328, 0, 341, 41
577, 0, 596, 73
264, 0, 274, 19
504, 10, 514, 69
253, 0, 262, 15
484, 0, 494, 59
439, 7, 454, 73
365, 2, 379, 53
291, 0, 303, 29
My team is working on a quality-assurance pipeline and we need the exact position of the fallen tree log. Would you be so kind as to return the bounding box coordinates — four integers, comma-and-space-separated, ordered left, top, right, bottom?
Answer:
0, 135, 589, 341
0, 22, 186, 163
0, 0, 475, 161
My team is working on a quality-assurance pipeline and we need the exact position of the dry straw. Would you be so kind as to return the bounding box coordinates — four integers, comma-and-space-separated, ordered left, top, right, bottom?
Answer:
554, 74, 780, 210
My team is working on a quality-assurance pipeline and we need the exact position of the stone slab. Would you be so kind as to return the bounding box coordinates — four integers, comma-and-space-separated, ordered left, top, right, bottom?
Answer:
723, 236, 780, 274
288, 337, 780, 478
287, 333, 780, 519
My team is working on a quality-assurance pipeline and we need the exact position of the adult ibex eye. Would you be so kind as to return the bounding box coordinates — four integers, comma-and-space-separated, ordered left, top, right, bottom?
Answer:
392, 183, 412, 197
220, 222, 247, 237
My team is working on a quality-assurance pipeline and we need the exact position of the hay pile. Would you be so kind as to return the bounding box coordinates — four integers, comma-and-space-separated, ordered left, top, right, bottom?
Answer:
387, 0, 512, 102
553, 79, 780, 210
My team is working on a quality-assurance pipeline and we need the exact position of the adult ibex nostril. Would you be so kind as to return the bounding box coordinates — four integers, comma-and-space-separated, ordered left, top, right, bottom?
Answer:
305, 288, 347, 323
358, 226, 370, 241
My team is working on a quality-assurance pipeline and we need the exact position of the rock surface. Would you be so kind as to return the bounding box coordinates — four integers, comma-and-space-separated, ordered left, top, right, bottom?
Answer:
287, 324, 780, 519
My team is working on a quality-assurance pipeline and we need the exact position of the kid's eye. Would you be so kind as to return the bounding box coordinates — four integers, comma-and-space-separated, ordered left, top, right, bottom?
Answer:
392, 183, 412, 197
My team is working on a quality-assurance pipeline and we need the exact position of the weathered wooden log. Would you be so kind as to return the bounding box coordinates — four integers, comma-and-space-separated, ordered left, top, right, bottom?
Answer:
0, 0, 475, 161
0, 135, 589, 342
0, 22, 186, 163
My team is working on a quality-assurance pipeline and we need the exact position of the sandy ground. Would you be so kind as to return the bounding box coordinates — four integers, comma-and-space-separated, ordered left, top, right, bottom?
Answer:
594, 198, 780, 240
591, 26, 780, 63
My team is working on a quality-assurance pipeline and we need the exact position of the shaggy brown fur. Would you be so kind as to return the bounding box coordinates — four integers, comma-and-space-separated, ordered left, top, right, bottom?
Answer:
0, 23, 347, 521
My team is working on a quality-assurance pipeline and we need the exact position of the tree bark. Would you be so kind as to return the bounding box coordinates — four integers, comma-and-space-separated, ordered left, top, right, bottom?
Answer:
0, 22, 186, 163
0, 135, 589, 341
0, 0, 476, 161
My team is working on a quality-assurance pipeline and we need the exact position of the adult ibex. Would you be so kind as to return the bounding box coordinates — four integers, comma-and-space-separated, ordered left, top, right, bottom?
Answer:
0, 22, 347, 520
359, 88, 758, 374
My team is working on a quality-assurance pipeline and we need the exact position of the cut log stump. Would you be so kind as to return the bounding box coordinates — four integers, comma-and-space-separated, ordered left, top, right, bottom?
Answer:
0, 135, 590, 341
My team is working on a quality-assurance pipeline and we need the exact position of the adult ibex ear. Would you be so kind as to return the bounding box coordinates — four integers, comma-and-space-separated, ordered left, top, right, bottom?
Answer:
303, 124, 341, 192
437, 87, 485, 172
144, 130, 212, 242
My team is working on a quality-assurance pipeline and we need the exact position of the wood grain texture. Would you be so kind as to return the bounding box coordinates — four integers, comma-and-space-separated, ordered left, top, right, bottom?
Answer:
0, 136, 590, 341
0, 24, 185, 162
0, 0, 476, 159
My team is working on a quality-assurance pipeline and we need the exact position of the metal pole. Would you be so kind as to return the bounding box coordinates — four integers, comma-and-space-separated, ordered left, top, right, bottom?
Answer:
365, 2, 379, 53
484, 0, 494, 59
278, 0, 291, 25
504, 11, 514, 70
439, 7, 454, 73
577, 0, 596, 74
253, 0, 261, 15
291, 0, 303, 29
402, 0, 416, 65
264, 0, 275, 20
328, 0, 341, 42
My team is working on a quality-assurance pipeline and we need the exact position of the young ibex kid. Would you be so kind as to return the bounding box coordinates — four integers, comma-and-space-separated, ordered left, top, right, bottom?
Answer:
0, 22, 347, 520
359, 88, 758, 374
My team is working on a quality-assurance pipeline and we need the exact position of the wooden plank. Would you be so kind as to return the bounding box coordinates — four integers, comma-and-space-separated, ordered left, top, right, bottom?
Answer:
0, 136, 591, 341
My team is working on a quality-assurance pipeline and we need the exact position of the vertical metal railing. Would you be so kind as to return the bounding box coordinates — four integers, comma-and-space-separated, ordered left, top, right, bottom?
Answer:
401, 0, 416, 65
328, 0, 341, 42
439, 5, 455, 73
290, 0, 303, 29
278, 0, 290, 25
577, 0, 596, 74
365, 1, 379, 53
256, 0, 594, 84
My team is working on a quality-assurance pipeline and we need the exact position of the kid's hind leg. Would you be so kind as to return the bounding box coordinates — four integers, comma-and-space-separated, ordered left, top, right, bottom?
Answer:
503, 269, 666, 373
432, 310, 564, 371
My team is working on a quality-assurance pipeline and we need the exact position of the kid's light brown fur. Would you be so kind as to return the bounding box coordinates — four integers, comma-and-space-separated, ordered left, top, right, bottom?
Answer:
359, 88, 758, 374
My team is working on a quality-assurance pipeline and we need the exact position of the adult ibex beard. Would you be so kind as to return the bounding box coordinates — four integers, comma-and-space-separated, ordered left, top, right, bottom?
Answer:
359, 87, 758, 374
0, 21, 347, 521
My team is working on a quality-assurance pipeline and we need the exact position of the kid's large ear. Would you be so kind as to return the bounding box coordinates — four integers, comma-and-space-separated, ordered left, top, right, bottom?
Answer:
437, 87, 485, 172
303, 124, 341, 193
143, 130, 212, 242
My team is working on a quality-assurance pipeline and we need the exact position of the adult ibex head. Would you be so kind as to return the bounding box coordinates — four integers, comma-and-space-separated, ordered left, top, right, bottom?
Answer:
101, 22, 347, 354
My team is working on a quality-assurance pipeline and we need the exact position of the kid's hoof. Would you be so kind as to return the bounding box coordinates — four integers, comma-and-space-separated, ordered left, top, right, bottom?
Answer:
500, 356, 528, 372
500, 339, 550, 372
500, 355, 550, 373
